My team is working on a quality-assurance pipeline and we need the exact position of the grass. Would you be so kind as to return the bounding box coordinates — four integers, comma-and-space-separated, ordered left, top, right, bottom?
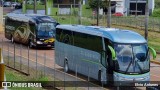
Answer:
3, 57, 83, 90
5, 67, 47, 90
26, 5, 45, 10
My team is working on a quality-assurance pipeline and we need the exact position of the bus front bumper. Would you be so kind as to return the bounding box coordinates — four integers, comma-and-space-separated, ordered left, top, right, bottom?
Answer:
113, 72, 150, 86
33, 43, 54, 48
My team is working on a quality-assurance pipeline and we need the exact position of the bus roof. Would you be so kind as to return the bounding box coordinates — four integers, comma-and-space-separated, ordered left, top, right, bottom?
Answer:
56, 25, 147, 44
6, 13, 57, 24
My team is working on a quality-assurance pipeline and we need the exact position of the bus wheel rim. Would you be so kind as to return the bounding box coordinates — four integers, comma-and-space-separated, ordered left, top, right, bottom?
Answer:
11, 37, 14, 43
65, 63, 68, 72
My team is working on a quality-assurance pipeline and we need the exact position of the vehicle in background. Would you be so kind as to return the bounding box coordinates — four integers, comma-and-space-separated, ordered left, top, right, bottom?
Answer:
11, 2, 17, 7
3, 1, 11, 7
15, 2, 22, 9
5, 13, 59, 48
10, 2, 22, 9
55, 25, 156, 86
113, 12, 123, 16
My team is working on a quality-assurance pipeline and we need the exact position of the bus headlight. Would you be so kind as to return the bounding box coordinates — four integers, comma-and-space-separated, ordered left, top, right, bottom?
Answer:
37, 41, 43, 44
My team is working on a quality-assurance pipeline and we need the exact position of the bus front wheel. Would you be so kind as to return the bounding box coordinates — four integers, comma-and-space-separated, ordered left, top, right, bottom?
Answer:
64, 60, 69, 73
98, 70, 104, 85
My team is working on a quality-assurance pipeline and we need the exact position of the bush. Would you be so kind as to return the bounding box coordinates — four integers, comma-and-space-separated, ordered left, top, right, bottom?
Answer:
152, 9, 160, 17
155, 0, 160, 9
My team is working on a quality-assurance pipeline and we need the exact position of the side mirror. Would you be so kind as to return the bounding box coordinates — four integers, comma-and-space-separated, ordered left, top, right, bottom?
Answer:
108, 45, 116, 60
149, 46, 156, 60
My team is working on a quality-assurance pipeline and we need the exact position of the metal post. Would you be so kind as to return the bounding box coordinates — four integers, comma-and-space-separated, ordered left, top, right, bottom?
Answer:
34, 0, 37, 14
78, 0, 82, 24
88, 66, 90, 90
8, 43, 9, 66
58, 4, 59, 22
74, 0, 76, 15
54, 50, 56, 88
0, 48, 5, 89
159, 21, 160, 32
36, 49, 37, 76
14, 42, 15, 68
75, 64, 77, 90
28, 46, 29, 74
64, 66, 65, 90
97, 0, 100, 26
145, 0, 149, 41
70, 4, 72, 24
43, 53, 46, 76
153, 19, 154, 31
20, 44, 22, 70
107, 0, 111, 27
45, 0, 47, 15
135, 0, 138, 17
1, 39, 2, 49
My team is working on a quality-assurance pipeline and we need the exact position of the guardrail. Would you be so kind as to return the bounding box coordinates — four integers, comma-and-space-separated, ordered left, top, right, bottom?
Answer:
0, 48, 5, 89
0, 7, 3, 25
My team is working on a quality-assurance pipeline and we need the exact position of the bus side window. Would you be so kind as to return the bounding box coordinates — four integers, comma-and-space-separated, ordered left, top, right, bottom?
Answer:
62, 30, 73, 45
56, 28, 63, 42
87, 35, 102, 52
73, 32, 103, 53
29, 22, 35, 34
56, 29, 73, 45
73, 32, 87, 49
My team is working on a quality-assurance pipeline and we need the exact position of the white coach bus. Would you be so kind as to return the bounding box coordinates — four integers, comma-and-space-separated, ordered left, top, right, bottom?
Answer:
55, 25, 156, 85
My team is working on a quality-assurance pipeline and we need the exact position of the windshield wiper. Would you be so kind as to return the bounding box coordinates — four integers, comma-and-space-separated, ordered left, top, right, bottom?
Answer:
125, 46, 134, 74
135, 60, 143, 73
125, 59, 132, 74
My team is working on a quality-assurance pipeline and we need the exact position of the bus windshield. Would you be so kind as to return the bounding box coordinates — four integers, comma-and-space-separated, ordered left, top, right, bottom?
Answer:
37, 23, 56, 37
114, 44, 149, 74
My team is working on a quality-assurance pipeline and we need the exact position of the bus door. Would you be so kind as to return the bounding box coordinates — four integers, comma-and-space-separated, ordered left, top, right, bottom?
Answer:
104, 38, 114, 83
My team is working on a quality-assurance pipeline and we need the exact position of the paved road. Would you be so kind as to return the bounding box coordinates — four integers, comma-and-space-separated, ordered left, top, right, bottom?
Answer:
0, 32, 160, 90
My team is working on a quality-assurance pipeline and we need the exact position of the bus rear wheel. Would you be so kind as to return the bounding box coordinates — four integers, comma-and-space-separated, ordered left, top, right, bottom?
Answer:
64, 60, 69, 73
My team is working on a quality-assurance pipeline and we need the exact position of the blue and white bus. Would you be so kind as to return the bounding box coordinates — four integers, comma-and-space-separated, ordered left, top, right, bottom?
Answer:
55, 25, 156, 85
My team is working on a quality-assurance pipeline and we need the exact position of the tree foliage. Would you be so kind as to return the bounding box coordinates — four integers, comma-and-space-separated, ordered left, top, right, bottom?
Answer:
155, 0, 160, 9
88, 0, 109, 9
152, 9, 160, 17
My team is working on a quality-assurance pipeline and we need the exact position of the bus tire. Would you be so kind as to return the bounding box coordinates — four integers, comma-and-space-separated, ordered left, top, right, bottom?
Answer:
11, 36, 14, 43
64, 60, 69, 73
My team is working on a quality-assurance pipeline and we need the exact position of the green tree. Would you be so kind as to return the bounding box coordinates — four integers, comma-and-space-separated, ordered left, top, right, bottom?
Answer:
88, 0, 109, 9
155, 0, 160, 9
